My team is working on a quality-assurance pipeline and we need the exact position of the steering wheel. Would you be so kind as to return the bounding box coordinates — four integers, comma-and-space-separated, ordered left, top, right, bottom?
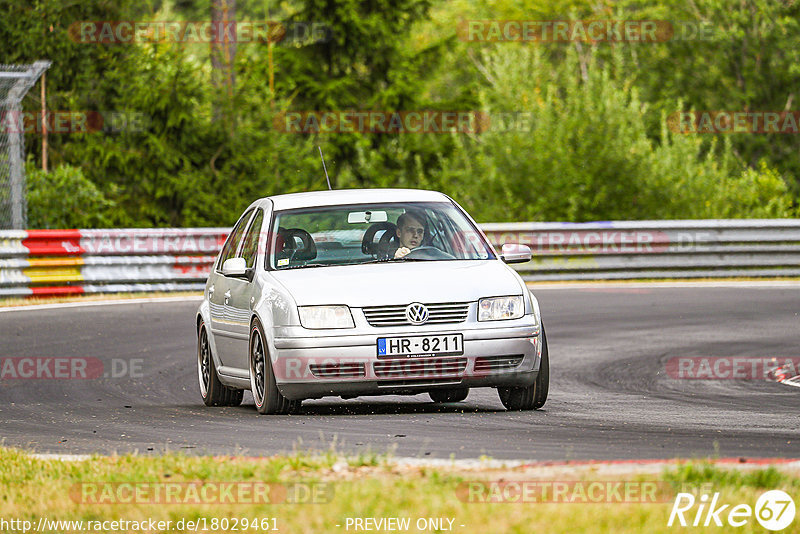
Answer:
362, 222, 397, 257
283, 228, 317, 262
378, 228, 399, 253
403, 246, 455, 260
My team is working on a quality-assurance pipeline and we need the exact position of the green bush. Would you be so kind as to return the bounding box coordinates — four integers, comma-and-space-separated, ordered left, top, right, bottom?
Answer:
26, 164, 115, 229
417, 44, 797, 221
7, 0, 799, 227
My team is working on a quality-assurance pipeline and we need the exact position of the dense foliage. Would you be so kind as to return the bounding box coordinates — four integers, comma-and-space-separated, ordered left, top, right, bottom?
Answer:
2, 0, 797, 228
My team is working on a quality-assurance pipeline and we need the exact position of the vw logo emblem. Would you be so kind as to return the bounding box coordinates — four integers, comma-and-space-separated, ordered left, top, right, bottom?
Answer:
405, 303, 429, 325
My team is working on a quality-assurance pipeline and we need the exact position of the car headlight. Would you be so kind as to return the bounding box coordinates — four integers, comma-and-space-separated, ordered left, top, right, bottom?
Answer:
298, 306, 355, 329
478, 295, 524, 321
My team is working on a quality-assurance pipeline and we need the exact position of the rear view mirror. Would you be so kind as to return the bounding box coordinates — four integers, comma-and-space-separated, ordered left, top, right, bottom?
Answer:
348, 210, 388, 224
500, 243, 532, 264
222, 257, 248, 277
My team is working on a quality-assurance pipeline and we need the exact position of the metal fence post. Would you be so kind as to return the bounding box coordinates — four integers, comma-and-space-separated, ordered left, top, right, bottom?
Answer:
0, 61, 50, 229
8, 104, 23, 228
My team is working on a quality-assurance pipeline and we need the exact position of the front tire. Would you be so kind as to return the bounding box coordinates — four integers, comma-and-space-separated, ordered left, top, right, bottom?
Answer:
498, 325, 549, 411
198, 321, 243, 407
429, 388, 469, 403
249, 319, 298, 415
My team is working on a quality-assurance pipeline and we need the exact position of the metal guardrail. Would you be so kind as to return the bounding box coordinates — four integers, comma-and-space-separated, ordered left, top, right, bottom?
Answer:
1, 220, 799, 296
0, 229, 227, 297
481, 219, 800, 281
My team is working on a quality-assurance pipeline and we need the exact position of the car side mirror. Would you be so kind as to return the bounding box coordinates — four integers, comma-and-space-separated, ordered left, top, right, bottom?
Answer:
222, 257, 248, 277
500, 243, 532, 264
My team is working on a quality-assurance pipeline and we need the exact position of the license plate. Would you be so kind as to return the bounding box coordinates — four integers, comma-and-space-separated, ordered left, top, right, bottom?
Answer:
376, 334, 463, 358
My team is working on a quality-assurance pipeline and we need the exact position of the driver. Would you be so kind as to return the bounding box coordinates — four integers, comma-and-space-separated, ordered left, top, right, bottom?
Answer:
394, 210, 427, 259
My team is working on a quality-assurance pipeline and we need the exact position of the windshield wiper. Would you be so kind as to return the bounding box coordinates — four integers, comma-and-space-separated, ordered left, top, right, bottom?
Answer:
277, 263, 330, 270
358, 257, 429, 264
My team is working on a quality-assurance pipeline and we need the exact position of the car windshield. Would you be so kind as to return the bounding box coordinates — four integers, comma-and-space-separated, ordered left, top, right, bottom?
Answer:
268, 201, 495, 270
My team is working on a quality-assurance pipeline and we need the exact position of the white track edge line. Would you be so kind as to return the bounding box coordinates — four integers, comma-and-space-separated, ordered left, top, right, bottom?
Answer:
527, 280, 800, 289
0, 295, 203, 313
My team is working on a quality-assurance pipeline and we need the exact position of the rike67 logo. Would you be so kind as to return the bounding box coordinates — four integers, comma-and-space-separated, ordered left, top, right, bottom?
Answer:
668, 490, 795, 531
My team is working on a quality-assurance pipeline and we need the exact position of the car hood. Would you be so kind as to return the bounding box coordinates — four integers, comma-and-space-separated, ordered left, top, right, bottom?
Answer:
271, 260, 524, 306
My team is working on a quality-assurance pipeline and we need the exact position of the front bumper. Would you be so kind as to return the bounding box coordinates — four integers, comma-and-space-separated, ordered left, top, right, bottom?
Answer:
271, 321, 542, 400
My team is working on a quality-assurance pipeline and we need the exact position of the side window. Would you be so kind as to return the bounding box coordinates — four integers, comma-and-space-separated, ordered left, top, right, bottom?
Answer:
217, 209, 254, 270
240, 210, 264, 269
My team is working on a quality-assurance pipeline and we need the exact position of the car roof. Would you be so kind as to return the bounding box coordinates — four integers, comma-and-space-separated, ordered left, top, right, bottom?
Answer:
264, 188, 450, 211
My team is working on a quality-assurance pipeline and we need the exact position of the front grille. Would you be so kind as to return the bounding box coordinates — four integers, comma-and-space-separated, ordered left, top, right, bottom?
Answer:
309, 362, 365, 378
474, 355, 524, 373
374, 357, 468, 379
362, 302, 470, 327
377, 378, 462, 388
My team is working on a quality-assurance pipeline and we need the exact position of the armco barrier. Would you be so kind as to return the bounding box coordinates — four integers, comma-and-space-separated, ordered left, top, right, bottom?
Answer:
0, 229, 228, 297
481, 219, 800, 281
1, 220, 800, 297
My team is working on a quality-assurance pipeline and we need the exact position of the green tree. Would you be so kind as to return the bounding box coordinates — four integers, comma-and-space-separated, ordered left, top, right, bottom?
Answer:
614, 0, 800, 193
26, 163, 115, 228
422, 44, 796, 221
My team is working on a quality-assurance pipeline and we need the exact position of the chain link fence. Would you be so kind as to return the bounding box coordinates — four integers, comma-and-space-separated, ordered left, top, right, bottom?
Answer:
0, 61, 50, 229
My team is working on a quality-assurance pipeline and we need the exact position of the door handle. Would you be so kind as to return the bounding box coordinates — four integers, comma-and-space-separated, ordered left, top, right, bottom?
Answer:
208, 285, 214, 297
224, 289, 231, 305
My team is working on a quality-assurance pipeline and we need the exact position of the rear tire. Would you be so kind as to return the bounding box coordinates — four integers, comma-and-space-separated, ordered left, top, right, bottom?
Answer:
249, 319, 299, 415
429, 388, 469, 403
198, 321, 244, 407
498, 325, 549, 411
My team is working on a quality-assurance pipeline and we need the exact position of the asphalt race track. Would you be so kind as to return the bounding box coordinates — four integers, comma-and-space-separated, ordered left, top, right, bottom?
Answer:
1, 285, 798, 460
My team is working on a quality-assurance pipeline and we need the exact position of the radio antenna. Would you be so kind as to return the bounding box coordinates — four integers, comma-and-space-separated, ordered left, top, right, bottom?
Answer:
318, 146, 332, 190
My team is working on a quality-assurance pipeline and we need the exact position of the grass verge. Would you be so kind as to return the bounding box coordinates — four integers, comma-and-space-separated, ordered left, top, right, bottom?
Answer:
1, 447, 798, 533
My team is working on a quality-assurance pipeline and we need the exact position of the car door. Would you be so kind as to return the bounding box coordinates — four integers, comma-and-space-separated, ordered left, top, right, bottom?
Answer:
223, 208, 265, 372
209, 209, 254, 370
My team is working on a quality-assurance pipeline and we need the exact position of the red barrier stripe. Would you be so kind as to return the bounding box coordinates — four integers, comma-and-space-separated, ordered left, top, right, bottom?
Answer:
23, 230, 84, 256
29, 286, 85, 297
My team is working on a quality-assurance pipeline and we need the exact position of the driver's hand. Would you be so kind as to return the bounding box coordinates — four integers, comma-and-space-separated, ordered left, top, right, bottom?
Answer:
394, 247, 410, 259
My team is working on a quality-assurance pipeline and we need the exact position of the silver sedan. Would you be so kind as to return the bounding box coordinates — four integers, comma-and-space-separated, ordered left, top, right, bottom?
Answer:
196, 189, 548, 414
